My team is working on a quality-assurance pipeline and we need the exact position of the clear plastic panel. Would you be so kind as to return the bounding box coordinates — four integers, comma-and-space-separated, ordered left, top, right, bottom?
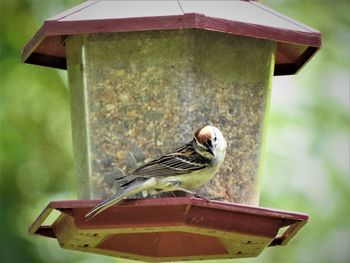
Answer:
66, 30, 275, 205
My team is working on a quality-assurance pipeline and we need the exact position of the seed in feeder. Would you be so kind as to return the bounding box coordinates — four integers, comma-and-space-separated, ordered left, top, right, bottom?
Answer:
66, 30, 273, 204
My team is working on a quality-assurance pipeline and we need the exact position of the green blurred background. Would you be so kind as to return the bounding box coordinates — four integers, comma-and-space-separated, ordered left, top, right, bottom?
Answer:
1, 1, 349, 262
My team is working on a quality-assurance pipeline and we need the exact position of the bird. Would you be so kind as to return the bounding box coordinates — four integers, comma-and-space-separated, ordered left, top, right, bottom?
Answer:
85, 125, 227, 220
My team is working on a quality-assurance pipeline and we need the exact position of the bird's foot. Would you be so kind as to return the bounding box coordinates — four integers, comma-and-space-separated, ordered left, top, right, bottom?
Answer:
176, 187, 210, 202
192, 193, 211, 202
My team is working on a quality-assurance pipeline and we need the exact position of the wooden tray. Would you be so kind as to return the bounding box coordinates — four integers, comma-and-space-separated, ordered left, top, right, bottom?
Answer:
29, 197, 308, 261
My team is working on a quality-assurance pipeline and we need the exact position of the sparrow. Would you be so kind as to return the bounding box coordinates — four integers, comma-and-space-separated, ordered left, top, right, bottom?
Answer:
85, 125, 227, 220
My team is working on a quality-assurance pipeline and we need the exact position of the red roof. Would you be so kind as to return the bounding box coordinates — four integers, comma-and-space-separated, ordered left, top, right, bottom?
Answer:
22, 0, 322, 75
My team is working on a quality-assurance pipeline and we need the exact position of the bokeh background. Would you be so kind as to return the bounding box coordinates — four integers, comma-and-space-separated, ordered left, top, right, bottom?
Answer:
1, 0, 349, 262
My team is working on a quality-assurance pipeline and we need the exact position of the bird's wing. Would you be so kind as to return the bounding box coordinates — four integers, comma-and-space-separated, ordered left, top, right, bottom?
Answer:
123, 142, 211, 180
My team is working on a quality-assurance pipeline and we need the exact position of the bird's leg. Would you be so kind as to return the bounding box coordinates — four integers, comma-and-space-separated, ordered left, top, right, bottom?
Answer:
167, 181, 195, 197
195, 194, 211, 202
176, 187, 196, 196
167, 181, 209, 202
168, 191, 177, 198
174, 185, 210, 202
180, 188, 210, 202
190, 191, 211, 202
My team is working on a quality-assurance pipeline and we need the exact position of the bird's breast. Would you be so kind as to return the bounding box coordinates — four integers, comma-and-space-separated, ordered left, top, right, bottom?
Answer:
157, 163, 220, 190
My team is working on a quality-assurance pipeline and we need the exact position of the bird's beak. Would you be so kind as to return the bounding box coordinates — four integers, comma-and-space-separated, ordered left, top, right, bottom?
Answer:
207, 145, 215, 157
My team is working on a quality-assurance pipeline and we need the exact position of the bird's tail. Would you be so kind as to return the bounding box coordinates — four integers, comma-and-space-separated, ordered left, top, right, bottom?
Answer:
85, 177, 156, 221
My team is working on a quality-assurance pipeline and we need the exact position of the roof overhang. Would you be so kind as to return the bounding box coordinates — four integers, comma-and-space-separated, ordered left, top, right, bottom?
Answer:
21, 0, 322, 76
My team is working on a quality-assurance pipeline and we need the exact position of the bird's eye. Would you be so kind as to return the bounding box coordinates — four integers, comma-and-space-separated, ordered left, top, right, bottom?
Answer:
214, 136, 217, 141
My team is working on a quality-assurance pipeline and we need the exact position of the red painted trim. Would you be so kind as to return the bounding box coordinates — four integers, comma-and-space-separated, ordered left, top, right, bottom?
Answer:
42, 13, 321, 47
21, 24, 45, 62
21, 13, 321, 75
197, 15, 321, 47
48, 197, 309, 221
29, 197, 309, 258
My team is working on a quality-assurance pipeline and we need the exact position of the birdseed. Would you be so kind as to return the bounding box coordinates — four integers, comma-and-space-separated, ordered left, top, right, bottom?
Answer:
66, 30, 275, 205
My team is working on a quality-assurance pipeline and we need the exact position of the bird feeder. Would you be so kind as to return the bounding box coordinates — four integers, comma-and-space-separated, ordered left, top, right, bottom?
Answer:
23, 0, 321, 261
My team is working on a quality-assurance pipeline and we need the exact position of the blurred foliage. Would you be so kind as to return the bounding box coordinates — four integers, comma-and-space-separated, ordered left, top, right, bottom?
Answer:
0, 1, 349, 263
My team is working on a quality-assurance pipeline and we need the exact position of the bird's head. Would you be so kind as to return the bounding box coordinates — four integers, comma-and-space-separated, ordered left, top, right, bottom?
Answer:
193, 125, 227, 160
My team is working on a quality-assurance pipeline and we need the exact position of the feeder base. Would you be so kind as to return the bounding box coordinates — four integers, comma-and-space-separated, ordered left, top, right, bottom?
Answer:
29, 197, 308, 261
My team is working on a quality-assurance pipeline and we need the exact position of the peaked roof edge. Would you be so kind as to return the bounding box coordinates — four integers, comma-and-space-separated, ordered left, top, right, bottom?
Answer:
21, 12, 322, 76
